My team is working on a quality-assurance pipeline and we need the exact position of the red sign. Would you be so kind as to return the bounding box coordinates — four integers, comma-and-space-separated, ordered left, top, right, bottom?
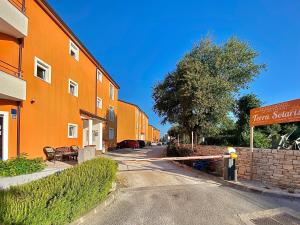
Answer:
250, 98, 300, 127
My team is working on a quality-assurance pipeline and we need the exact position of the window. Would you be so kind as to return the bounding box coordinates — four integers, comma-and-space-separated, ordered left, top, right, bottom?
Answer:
69, 40, 79, 61
109, 107, 114, 121
109, 128, 114, 140
68, 79, 78, 97
97, 97, 102, 109
109, 83, 114, 100
68, 123, 78, 138
97, 69, 103, 82
34, 57, 51, 83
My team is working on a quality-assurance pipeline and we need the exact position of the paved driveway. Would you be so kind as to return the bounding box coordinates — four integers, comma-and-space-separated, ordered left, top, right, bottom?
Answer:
82, 146, 300, 225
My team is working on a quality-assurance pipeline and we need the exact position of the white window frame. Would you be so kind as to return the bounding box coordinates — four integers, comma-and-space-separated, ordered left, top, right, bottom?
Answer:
68, 123, 78, 138
97, 69, 103, 82
68, 79, 78, 97
109, 83, 114, 100
69, 40, 79, 61
34, 57, 51, 83
97, 97, 102, 109
109, 107, 114, 121
109, 127, 114, 140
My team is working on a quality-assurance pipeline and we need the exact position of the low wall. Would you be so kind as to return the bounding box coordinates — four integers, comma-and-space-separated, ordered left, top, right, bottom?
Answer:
78, 146, 96, 164
179, 144, 300, 190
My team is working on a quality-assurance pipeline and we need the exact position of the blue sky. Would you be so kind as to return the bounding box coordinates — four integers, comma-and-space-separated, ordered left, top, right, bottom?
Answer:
48, 0, 300, 136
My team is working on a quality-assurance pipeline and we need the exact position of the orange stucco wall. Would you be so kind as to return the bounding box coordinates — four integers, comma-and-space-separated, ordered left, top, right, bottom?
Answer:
117, 101, 136, 142
0, 33, 19, 76
97, 79, 118, 148
0, 0, 119, 159
147, 125, 154, 142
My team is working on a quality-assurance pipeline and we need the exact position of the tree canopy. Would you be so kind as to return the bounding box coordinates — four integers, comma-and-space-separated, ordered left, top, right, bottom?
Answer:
153, 36, 266, 137
234, 94, 262, 144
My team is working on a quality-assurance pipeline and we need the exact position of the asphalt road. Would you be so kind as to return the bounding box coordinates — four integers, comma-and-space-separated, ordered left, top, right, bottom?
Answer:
82, 146, 300, 225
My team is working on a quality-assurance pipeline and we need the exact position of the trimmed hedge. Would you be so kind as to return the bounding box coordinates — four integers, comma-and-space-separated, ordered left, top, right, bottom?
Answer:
0, 157, 117, 225
0, 154, 45, 177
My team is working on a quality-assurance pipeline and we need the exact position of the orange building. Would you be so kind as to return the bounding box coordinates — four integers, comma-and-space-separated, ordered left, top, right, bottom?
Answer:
117, 100, 148, 142
0, 0, 119, 160
153, 128, 161, 142
147, 125, 160, 142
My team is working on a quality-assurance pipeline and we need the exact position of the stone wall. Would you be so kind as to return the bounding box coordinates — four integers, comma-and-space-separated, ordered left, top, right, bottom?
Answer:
178, 144, 300, 190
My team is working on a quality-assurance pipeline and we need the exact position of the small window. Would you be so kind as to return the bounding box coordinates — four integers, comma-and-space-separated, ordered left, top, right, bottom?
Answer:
109, 83, 114, 100
109, 128, 114, 140
68, 123, 78, 138
34, 57, 51, 83
68, 79, 78, 97
97, 97, 102, 109
69, 40, 79, 61
97, 69, 103, 82
109, 107, 114, 121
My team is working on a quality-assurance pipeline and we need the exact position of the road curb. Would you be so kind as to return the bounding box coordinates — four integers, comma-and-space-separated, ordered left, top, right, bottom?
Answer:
70, 182, 119, 225
171, 161, 300, 200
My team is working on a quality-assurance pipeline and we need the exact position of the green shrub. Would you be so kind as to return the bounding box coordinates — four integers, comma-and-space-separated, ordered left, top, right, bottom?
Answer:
0, 157, 117, 225
242, 130, 272, 148
0, 154, 45, 177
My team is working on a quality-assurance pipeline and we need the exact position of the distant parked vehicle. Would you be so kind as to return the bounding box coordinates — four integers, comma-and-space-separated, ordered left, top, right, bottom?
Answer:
151, 142, 158, 146
137, 140, 146, 148
117, 140, 139, 149
157, 142, 162, 146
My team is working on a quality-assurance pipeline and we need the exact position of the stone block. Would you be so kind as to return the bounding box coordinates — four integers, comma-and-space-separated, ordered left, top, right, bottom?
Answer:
293, 160, 300, 165
283, 165, 294, 170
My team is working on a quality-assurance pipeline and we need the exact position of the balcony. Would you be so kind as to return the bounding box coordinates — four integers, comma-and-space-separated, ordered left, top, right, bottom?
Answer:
0, 0, 28, 38
0, 60, 26, 101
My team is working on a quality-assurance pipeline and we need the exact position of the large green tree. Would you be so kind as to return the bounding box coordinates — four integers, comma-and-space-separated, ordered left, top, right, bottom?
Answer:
153, 37, 266, 139
234, 94, 262, 145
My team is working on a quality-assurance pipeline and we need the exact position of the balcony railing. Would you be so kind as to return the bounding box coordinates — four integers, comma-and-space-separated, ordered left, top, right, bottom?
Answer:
0, 60, 22, 78
8, 0, 25, 13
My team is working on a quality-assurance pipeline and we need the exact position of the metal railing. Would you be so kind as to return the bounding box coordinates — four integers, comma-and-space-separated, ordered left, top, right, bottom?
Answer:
0, 60, 22, 77
8, 0, 26, 13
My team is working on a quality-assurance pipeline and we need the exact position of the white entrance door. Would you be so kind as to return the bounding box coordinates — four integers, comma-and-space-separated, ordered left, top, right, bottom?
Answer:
83, 120, 89, 147
92, 121, 103, 150
0, 112, 8, 160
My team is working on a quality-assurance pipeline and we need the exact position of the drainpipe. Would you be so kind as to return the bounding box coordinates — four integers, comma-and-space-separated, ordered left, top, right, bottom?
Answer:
17, 103, 21, 156
17, 38, 24, 156
22, 0, 26, 13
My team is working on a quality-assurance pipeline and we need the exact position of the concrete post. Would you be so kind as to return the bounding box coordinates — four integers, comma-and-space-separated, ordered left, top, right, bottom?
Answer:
88, 119, 93, 145
99, 122, 103, 152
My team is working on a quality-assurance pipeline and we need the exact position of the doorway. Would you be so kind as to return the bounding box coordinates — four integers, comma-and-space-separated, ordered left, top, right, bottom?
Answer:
0, 116, 3, 160
0, 112, 8, 160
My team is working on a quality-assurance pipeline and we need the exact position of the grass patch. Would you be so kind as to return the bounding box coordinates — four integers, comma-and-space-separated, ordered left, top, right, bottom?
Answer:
0, 157, 117, 225
0, 154, 45, 177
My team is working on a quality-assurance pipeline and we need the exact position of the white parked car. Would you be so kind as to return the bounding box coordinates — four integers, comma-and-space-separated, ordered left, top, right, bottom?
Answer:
151, 142, 158, 146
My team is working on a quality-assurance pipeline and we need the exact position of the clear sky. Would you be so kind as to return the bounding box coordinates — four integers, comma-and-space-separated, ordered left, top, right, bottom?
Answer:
48, 0, 300, 136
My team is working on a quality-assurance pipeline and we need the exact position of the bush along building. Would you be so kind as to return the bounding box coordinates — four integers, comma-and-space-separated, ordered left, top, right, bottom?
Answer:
0, 0, 119, 159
